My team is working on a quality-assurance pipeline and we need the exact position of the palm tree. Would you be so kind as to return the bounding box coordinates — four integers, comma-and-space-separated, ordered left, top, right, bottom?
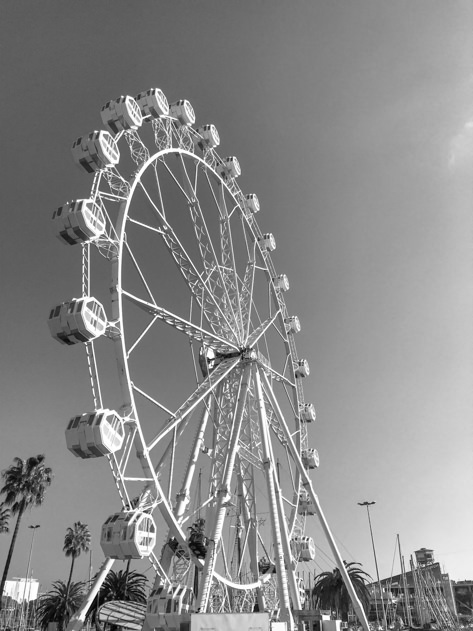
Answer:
63, 521, 91, 600
0, 504, 10, 533
0, 455, 53, 611
87, 569, 147, 624
36, 580, 85, 631
312, 561, 372, 622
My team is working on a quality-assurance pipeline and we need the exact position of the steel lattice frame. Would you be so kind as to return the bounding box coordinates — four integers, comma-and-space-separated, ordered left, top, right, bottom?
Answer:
60, 101, 371, 631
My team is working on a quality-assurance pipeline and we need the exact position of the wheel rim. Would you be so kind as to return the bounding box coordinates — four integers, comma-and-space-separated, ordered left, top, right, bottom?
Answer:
53, 102, 314, 617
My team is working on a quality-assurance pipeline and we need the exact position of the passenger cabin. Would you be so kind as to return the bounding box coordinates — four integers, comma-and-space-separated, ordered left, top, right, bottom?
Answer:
285, 316, 301, 334
135, 88, 169, 119
298, 492, 316, 516
273, 274, 290, 292
65, 409, 124, 458
195, 124, 220, 149
302, 448, 319, 469
297, 576, 307, 606
300, 403, 316, 423
101, 511, 157, 559
295, 359, 310, 379
215, 156, 241, 179
244, 193, 260, 213
52, 199, 106, 245
147, 583, 193, 631
101, 96, 143, 134
291, 536, 316, 562
258, 233, 276, 252
169, 100, 196, 126
72, 131, 120, 174
48, 297, 107, 345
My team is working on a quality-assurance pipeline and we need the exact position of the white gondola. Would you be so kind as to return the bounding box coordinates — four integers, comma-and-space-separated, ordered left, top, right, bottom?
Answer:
295, 359, 310, 379
72, 131, 119, 174
298, 492, 316, 516
101, 511, 157, 559
296, 576, 307, 606
258, 233, 276, 252
273, 274, 289, 292
300, 403, 316, 423
291, 536, 316, 562
65, 409, 125, 458
169, 99, 196, 126
244, 193, 260, 213
100, 96, 143, 134
285, 315, 301, 334
48, 297, 107, 345
135, 88, 169, 119
215, 156, 241, 179
195, 124, 220, 149
52, 199, 106, 245
302, 448, 319, 469
146, 584, 194, 629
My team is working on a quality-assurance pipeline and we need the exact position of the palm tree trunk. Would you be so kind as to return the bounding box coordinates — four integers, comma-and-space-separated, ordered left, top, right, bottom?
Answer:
65, 555, 76, 603
124, 559, 131, 596
0, 507, 24, 612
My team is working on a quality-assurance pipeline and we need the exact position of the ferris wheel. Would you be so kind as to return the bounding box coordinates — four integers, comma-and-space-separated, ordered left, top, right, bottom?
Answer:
49, 89, 369, 631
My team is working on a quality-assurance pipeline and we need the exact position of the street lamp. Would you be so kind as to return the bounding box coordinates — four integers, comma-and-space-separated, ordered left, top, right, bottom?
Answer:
20, 525, 40, 630
358, 502, 387, 630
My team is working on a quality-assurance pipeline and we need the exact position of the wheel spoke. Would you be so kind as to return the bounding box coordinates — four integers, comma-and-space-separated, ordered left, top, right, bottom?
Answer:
147, 356, 240, 451
136, 178, 240, 344
246, 313, 280, 349
177, 153, 242, 342
122, 290, 238, 353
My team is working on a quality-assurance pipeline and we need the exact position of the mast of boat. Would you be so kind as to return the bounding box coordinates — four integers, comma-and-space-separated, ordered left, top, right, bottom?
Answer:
411, 555, 430, 627
397, 535, 413, 627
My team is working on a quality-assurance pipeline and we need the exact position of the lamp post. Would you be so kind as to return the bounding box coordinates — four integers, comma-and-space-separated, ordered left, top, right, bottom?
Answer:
358, 501, 387, 630
20, 525, 40, 630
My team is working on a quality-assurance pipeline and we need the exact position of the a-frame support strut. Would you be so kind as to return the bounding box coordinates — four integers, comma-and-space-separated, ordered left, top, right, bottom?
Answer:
261, 369, 370, 631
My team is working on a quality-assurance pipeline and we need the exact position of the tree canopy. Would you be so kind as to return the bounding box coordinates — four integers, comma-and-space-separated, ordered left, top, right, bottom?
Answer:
312, 561, 372, 622
36, 580, 85, 631
0, 455, 53, 611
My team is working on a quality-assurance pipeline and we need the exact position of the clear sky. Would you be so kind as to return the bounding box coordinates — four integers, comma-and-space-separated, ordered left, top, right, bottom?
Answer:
0, 0, 472, 594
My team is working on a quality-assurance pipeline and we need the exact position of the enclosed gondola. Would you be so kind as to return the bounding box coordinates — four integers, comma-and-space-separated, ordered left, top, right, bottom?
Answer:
101, 96, 143, 134
72, 130, 120, 174
101, 511, 157, 559
135, 88, 169, 119
291, 536, 316, 562
258, 233, 276, 252
295, 358, 310, 379
273, 274, 290, 292
195, 124, 220, 149
215, 156, 241, 179
52, 199, 106, 246
146, 583, 194, 630
285, 315, 301, 334
302, 448, 319, 469
169, 99, 195, 126
298, 492, 316, 516
244, 193, 260, 213
300, 403, 316, 422
65, 409, 125, 458
48, 297, 107, 345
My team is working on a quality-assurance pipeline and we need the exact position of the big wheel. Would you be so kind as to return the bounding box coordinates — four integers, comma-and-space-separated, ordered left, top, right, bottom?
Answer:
49, 88, 339, 631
